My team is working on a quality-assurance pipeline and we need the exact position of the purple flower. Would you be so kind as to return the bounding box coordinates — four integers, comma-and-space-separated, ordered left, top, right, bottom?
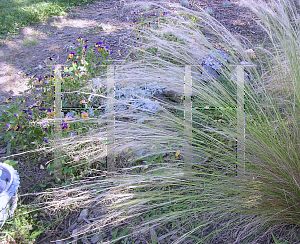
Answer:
29, 111, 33, 115
39, 77, 42, 82
61, 122, 68, 130
42, 122, 48, 128
14, 114, 18, 118
95, 42, 102, 47
84, 45, 88, 49
23, 109, 29, 113
71, 133, 75, 137
26, 116, 33, 120
39, 108, 46, 111
110, 51, 113, 54
6, 124, 10, 128
43, 80, 48, 85
84, 39, 89, 43
47, 108, 51, 112
42, 138, 48, 143
105, 46, 109, 49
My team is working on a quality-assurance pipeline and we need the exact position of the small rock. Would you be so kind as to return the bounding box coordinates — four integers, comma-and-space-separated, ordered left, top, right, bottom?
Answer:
81, 238, 91, 244
205, 7, 214, 15
77, 209, 89, 222
222, 1, 231, 7
91, 234, 100, 244
72, 229, 78, 243
180, 0, 189, 7
142, 4, 151, 11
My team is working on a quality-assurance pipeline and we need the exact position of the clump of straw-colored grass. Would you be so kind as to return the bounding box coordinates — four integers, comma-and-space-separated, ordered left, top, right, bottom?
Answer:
31, 0, 300, 243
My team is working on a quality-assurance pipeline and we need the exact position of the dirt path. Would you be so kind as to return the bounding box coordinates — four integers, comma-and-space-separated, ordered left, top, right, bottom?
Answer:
0, 0, 266, 105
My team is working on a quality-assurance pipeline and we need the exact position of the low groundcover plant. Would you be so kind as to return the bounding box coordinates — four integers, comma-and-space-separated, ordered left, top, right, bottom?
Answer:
30, 0, 300, 243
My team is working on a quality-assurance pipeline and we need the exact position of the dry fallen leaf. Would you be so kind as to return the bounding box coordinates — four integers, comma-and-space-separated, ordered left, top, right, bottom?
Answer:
245, 49, 257, 59
232, 20, 246, 26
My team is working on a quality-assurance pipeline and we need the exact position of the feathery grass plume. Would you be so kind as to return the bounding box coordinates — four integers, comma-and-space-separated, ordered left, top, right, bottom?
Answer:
33, 0, 300, 243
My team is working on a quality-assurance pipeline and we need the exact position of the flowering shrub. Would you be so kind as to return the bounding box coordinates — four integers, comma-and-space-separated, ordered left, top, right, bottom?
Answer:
0, 37, 112, 155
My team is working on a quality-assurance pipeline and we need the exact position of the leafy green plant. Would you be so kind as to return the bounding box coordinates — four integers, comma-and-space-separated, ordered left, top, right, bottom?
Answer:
21, 38, 39, 47
0, 96, 51, 153
0, 0, 95, 38
0, 206, 44, 244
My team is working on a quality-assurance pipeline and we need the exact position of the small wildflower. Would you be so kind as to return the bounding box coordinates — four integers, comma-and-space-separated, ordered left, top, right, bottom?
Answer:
6, 124, 11, 131
110, 50, 113, 54
118, 50, 121, 53
42, 122, 49, 128
78, 37, 82, 42
69, 52, 75, 59
29, 103, 37, 109
95, 41, 102, 47
81, 112, 88, 119
175, 149, 180, 157
14, 114, 18, 118
61, 122, 68, 130
71, 133, 75, 137
98, 47, 103, 52
42, 138, 48, 143
14, 124, 19, 131
105, 46, 109, 50
26, 116, 33, 120
5, 97, 12, 103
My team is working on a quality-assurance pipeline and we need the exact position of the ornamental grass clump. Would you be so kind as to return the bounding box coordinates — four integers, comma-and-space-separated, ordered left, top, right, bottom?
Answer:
33, 0, 300, 243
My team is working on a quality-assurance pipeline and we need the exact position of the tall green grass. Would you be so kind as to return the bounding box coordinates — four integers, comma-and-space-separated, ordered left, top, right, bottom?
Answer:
32, 0, 300, 243
0, 0, 94, 38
